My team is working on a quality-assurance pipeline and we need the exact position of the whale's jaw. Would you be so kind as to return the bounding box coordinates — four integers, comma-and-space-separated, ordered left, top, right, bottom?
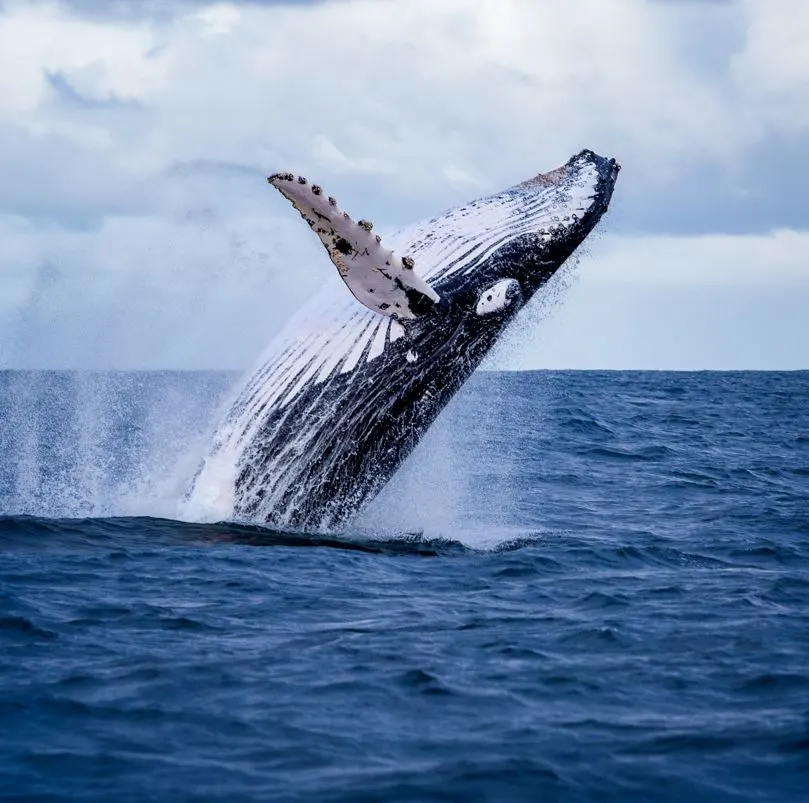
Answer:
185, 150, 619, 531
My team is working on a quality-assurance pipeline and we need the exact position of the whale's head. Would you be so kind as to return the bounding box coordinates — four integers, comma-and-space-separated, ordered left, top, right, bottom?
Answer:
396, 150, 619, 335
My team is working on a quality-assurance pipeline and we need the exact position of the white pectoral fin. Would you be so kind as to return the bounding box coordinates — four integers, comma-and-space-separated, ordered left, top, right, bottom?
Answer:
268, 173, 440, 320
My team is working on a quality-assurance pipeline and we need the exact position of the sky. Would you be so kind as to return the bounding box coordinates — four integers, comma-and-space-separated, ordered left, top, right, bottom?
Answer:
0, 0, 807, 370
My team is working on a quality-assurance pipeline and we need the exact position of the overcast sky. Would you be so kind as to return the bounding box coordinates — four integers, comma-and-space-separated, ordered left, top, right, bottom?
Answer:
0, 0, 807, 370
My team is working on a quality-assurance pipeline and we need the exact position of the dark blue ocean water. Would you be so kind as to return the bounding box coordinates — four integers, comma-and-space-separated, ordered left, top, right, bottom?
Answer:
1, 370, 808, 802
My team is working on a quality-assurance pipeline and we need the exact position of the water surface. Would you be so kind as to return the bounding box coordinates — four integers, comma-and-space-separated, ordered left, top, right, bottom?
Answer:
2, 370, 808, 802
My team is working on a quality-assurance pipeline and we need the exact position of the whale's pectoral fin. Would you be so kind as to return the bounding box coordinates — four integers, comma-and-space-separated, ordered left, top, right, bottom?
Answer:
268, 173, 440, 320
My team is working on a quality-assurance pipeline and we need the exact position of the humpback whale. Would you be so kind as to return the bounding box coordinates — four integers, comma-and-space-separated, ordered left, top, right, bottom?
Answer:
185, 150, 620, 531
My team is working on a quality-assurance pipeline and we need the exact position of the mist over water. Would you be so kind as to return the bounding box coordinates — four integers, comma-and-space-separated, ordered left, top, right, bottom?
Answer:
0, 371, 236, 521
0, 369, 548, 546
2, 369, 808, 548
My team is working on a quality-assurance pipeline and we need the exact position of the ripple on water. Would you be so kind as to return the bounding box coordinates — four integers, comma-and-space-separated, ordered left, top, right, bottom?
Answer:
1, 370, 809, 802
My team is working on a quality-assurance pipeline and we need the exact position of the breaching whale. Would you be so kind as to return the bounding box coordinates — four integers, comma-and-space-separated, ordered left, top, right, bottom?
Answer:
185, 150, 620, 531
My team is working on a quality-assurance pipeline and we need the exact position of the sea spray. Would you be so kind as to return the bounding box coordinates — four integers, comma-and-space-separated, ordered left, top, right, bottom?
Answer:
0, 371, 235, 519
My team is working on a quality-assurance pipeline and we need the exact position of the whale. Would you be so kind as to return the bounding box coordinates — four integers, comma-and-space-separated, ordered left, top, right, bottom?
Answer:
185, 150, 620, 531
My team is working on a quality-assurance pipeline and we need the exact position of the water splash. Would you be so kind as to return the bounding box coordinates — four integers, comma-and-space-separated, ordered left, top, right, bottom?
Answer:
0, 369, 548, 549
0, 371, 235, 520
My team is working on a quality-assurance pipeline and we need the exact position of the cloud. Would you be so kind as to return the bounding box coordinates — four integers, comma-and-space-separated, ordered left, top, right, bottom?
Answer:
581, 229, 809, 287
45, 69, 143, 110
732, 1, 809, 133
0, 0, 807, 368
0, 1, 751, 189
490, 229, 809, 371
0, 208, 328, 369
1, 0, 806, 209
44, 0, 333, 22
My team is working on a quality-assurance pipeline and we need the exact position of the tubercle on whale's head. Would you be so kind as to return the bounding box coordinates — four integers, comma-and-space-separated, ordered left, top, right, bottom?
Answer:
513, 149, 619, 231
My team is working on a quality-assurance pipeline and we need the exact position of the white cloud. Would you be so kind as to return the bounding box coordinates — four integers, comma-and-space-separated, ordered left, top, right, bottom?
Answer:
732, 1, 809, 133
5, 208, 807, 370
0, 209, 328, 369
0, 2, 161, 117
581, 229, 809, 286
0, 0, 758, 191
195, 2, 243, 36
491, 229, 809, 370
0, 0, 808, 369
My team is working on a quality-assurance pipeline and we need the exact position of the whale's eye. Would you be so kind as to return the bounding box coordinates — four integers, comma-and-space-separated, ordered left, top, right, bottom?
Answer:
476, 279, 522, 316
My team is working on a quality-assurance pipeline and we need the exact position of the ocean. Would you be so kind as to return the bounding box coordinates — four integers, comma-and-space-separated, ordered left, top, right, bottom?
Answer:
1, 369, 807, 802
